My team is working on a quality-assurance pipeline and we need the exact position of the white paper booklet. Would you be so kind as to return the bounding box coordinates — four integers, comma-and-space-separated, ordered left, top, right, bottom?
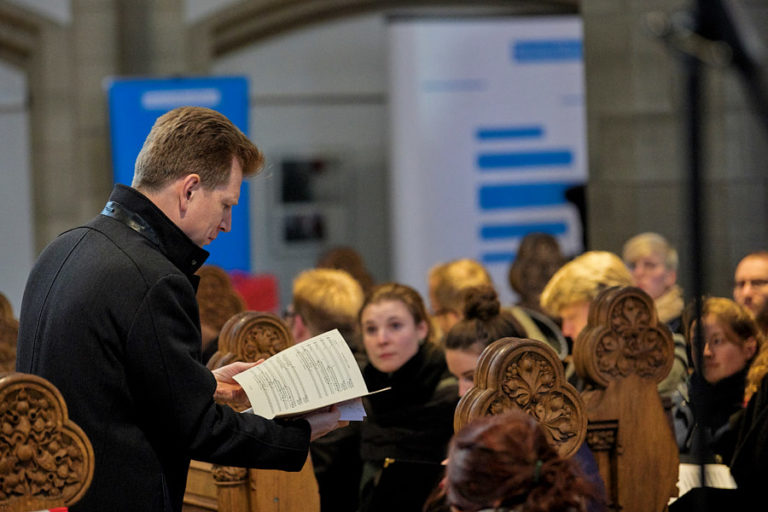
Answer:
669, 463, 737, 504
234, 329, 382, 421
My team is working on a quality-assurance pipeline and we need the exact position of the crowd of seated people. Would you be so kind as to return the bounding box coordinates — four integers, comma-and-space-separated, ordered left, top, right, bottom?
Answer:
7, 235, 768, 511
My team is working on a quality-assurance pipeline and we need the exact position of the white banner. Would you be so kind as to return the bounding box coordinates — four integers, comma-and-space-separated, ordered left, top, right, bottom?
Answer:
388, 16, 587, 303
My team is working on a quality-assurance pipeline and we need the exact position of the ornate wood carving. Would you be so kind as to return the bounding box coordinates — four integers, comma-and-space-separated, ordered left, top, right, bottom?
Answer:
575, 286, 678, 512
574, 286, 674, 388
211, 465, 248, 484
0, 373, 94, 512
207, 311, 293, 371
454, 337, 587, 458
0, 293, 18, 373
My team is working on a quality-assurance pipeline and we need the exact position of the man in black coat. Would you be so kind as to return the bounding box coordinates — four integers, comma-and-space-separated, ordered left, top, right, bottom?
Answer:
16, 106, 344, 512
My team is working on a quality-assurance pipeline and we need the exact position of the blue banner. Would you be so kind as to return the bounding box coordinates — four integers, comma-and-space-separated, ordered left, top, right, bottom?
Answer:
107, 77, 252, 271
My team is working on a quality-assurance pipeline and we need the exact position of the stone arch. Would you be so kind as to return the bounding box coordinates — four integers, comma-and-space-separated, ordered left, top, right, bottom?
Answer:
188, 0, 577, 69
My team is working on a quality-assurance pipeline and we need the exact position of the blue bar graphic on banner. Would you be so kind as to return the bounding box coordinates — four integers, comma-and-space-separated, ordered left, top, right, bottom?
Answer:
107, 77, 251, 272
477, 150, 573, 169
512, 39, 583, 62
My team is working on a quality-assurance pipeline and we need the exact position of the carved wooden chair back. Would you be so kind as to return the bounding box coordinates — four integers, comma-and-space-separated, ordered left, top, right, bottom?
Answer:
454, 337, 587, 459
0, 372, 94, 511
574, 286, 679, 512
0, 293, 18, 373
184, 311, 319, 512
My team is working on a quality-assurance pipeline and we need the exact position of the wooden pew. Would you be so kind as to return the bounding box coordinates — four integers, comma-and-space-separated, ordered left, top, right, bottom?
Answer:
454, 285, 679, 512
0, 293, 18, 373
0, 372, 94, 511
574, 285, 679, 512
454, 336, 587, 458
184, 311, 320, 512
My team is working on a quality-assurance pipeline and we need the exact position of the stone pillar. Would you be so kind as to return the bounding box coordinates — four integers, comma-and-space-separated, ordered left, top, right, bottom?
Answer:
581, 0, 768, 296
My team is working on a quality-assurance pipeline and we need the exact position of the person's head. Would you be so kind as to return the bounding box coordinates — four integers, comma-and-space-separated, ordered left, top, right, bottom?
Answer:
444, 410, 592, 512
316, 246, 375, 294
540, 251, 633, 340
444, 285, 526, 397
687, 297, 762, 385
289, 268, 364, 343
360, 283, 431, 373
622, 232, 678, 300
195, 265, 245, 347
132, 106, 263, 247
428, 259, 493, 335
733, 252, 768, 329
508, 233, 566, 311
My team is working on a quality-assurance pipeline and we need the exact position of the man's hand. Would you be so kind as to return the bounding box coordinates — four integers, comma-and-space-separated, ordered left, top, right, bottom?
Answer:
300, 405, 349, 441
212, 360, 263, 408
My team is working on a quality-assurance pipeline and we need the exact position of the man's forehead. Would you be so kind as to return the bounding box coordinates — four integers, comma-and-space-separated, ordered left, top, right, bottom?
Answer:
736, 256, 768, 276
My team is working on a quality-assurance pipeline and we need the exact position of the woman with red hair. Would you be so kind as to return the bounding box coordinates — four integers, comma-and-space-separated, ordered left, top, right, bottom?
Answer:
443, 410, 597, 512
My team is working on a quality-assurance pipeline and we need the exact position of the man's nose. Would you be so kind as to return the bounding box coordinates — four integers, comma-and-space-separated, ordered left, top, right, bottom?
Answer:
220, 213, 232, 232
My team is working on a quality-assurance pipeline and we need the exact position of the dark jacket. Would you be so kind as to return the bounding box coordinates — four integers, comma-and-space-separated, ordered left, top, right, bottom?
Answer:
675, 369, 747, 463
730, 372, 768, 499
16, 185, 310, 512
358, 342, 458, 512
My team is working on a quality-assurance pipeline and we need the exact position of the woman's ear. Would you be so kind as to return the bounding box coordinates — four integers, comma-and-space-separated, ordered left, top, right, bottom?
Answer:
745, 336, 758, 360
416, 319, 429, 343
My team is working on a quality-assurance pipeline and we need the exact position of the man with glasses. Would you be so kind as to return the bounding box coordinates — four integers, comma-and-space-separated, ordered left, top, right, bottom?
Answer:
734, 251, 768, 333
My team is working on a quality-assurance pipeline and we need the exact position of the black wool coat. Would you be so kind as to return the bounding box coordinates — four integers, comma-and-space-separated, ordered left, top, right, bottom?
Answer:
17, 185, 310, 512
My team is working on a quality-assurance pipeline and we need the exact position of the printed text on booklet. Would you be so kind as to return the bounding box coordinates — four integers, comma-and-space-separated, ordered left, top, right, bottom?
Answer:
234, 329, 387, 421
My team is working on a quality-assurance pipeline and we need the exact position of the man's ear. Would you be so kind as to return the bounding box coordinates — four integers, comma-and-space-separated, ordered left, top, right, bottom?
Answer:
292, 314, 310, 343
179, 174, 202, 212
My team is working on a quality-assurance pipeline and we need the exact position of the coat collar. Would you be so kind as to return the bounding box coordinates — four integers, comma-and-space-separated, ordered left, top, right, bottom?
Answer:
103, 184, 209, 278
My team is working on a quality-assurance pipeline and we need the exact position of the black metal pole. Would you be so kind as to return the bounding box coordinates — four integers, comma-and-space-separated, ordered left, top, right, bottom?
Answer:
687, 1, 709, 508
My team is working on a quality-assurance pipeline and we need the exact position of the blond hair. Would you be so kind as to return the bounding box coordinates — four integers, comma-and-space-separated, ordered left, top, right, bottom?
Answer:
540, 251, 633, 316
133, 106, 263, 191
622, 232, 678, 271
428, 259, 492, 314
292, 268, 364, 338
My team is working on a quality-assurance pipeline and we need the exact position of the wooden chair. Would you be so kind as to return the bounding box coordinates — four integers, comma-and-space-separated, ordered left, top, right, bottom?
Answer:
0, 372, 94, 511
184, 311, 320, 512
0, 293, 18, 373
454, 336, 587, 458
574, 286, 679, 512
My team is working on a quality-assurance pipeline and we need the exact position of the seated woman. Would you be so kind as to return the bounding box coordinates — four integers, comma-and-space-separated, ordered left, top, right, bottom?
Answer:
444, 285, 605, 511
444, 285, 526, 396
442, 410, 596, 512
359, 283, 459, 512
675, 297, 762, 463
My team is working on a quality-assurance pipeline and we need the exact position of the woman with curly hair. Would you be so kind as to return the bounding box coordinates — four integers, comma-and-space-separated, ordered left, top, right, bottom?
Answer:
443, 410, 596, 512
